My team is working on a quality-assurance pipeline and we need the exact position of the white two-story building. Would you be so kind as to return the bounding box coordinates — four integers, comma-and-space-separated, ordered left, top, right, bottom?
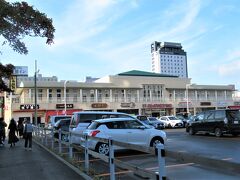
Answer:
3, 70, 237, 125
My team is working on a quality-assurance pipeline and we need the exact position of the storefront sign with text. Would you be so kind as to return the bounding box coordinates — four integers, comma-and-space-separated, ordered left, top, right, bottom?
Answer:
20, 104, 39, 110
56, 104, 74, 109
121, 102, 135, 108
91, 103, 108, 108
142, 104, 172, 109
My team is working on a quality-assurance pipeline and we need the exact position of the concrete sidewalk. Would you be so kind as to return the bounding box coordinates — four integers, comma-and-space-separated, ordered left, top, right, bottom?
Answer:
0, 138, 84, 180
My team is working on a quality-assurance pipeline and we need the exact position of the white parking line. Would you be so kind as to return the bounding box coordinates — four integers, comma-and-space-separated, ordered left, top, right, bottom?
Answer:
222, 158, 233, 161
146, 163, 195, 170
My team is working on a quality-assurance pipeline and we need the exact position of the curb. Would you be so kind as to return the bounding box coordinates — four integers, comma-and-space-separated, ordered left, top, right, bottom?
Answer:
33, 139, 92, 180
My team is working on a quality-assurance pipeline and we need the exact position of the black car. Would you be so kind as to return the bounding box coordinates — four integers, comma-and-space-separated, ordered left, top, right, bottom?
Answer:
186, 109, 240, 137
54, 118, 71, 141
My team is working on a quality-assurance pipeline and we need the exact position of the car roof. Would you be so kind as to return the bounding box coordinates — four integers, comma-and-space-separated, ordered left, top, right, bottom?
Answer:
51, 115, 71, 118
93, 117, 136, 123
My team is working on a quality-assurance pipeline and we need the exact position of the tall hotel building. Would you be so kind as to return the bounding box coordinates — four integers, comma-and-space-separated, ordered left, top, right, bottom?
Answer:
151, 41, 188, 78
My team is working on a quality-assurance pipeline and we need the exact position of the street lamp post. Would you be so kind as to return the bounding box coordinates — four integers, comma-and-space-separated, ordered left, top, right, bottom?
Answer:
34, 60, 39, 126
64, 80, 69, 116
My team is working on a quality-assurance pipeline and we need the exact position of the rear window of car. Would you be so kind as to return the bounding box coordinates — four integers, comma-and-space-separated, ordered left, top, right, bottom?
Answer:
137, 116, 148, 121
226, 110, 240, 121
168, 116, 178, 120
54, 116, 71, 123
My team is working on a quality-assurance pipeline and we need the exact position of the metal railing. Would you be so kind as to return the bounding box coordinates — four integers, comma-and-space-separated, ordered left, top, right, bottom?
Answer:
32, 126, 167, 180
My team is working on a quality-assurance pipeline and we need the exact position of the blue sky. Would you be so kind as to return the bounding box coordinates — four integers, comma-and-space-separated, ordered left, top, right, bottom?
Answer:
1, 0, 240, 90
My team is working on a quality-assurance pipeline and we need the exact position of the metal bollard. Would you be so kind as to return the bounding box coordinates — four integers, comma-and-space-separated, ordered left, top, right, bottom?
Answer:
84, 133, 89, 173
58, 129, 62, 154
109, 137, 115, 180
51, 128, 54, 149
69, 132, 73, 159
156, 144, 166, 180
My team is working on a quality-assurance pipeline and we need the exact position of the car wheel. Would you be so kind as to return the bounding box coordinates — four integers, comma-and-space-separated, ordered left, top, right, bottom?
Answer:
96, 143, 109, 155
215, 128, 222, 137
189, 127, 195, 135
150, 137, 164, 148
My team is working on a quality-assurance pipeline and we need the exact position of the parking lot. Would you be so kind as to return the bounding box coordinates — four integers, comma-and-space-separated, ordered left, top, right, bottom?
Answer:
101, 128, 240, 179
34, 126, 240, 179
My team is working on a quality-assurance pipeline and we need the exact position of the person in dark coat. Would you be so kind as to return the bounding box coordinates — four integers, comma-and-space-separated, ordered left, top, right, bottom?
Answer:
8, 118, 19, 147
17, 119, 24, 138
0, 117, 7, 145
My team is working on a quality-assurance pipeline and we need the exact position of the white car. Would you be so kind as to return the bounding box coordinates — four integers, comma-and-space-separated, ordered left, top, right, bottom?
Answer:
83, 117, 167, 155
159, 116, 183, 128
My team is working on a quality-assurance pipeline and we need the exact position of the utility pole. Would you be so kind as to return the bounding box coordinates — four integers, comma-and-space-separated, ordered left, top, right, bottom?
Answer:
34, 60, 37, 125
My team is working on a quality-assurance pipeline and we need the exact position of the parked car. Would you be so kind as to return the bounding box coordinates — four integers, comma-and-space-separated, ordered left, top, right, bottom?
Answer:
54, 118, 71, 141
186, 109, 240, 137
134, 115, 164, 129
83, 117, 167, 155
48, 115, 71, 129
158, 116, 183, 128
176, 113, 191, 127
69, 111, 134, 144
147, 117, 165, 129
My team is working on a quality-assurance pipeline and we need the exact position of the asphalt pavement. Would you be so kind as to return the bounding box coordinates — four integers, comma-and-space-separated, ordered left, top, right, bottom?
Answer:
0, 138, 85, 180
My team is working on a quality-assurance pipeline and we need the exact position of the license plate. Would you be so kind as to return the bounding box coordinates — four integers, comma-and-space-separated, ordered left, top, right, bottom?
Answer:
234, 121, 239, 124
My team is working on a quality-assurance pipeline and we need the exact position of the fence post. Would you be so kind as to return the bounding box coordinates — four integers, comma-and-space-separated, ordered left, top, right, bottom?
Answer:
51, 128, 54, 149
58, 129, 62, 154
156, 144, 166, 180
69, 132, 73, 159
41, 127, 44, 144
44, 128, 47, 145
84, 133, 89, 173
37, 125, 40, 139
109, 137, 115, 180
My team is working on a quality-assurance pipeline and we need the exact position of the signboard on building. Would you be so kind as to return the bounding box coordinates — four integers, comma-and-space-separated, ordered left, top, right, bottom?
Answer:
121, 102, 135, 108
217, 102, 227, 107
178, 102, 192, 108
200, 102, 211, 106
91, 103, 108, 108
56, 104, 74, 109
13, 66, 28, 76
20, 104, 39, 110
142, 104, 172, 109
9, 76, 17, 91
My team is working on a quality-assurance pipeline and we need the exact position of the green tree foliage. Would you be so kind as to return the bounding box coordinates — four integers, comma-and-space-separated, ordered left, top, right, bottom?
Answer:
0, 0, 55, 92
0, 0, 55, 54
0, 63, 14, 92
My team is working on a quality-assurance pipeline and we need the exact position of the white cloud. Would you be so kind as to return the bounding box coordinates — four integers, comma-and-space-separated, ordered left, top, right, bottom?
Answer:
218, 60, 240, 76
226, 50, 240, 61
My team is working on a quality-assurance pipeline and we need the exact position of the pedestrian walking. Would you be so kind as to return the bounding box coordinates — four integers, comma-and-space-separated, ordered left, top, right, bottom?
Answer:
8, 118, 19, 148
0, 117, 7, 145
24, 119, 33, 151
17, 119, 24, 138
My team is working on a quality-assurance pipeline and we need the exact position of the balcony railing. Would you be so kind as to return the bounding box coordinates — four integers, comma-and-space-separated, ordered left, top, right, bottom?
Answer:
11, 96, 236, 105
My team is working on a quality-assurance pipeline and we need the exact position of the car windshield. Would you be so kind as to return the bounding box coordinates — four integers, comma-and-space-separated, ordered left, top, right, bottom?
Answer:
168, 116, 179, 120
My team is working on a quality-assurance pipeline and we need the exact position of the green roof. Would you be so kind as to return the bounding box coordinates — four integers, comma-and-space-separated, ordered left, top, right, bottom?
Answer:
117, 70, 178, 78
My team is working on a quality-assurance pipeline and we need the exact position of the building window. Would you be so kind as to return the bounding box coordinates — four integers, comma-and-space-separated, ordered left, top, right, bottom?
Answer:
57, 89, 61, 102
